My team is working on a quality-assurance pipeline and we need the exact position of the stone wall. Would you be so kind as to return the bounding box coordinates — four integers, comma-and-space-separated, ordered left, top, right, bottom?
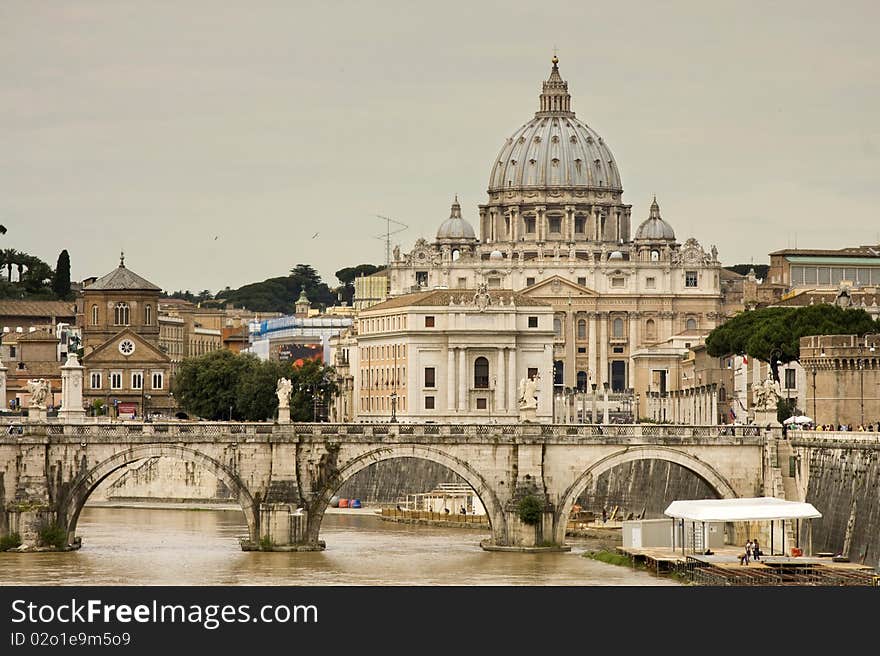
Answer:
336, 458, 460, 504
575, 459, 720, 519
91, 457, 233, 503
803, 446, 880, 568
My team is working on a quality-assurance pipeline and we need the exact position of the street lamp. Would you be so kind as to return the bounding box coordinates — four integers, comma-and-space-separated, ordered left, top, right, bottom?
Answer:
390, 392, 398, 423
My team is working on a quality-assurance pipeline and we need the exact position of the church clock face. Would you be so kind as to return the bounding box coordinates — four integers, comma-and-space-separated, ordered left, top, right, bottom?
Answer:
118, 339, 136, 356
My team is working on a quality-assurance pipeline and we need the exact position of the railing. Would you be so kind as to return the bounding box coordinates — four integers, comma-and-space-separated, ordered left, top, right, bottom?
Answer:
0, 420, 769, 441
789, 429, 880, 447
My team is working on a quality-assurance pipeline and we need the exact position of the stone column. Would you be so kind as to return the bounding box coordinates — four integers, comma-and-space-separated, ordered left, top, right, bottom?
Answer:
565, 310, 576, 388
628, 312, 639, 390
447, 348, 457, 411
59, 353, 86, 423
511, 206, 519, 242
711, 383, 719, 424
458, 348, 467, 412
588, 312, 597, 388
496, 347, 506, 412
599, 313, 608, 387
508, 348, 517, 414
602, 383, 610, 424
0, 357, 7, 412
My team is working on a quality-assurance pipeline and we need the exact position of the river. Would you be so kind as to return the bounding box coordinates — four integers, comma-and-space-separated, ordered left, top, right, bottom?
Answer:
0, 505, 676, 586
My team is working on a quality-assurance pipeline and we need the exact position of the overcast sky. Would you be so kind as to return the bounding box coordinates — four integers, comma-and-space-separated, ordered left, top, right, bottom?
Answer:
2, 1, 878, 293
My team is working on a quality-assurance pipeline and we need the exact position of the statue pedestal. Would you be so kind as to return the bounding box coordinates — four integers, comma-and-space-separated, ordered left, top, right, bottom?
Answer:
277, 407, 290, 424
519, 406, 537, 423
28, 408, 47, 423
754, 409, 780, 428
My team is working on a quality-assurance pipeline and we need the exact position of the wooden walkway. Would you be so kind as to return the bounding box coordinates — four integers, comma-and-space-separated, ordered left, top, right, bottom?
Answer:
618, 546, 878, 585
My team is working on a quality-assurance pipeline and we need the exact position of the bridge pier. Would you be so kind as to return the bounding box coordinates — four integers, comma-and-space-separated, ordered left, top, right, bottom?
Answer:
240, 503, 325, 552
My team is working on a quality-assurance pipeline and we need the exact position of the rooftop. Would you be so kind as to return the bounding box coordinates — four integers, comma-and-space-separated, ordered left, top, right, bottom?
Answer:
365, 289, 551, 312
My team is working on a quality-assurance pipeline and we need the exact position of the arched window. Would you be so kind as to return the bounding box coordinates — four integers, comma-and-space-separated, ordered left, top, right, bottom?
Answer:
114, 302, 130, 326
577, 371, 588, 392
452, 249, 461, 261
91, 305, 99, 326
651, 249, 660, 262
686, 318, 697, 331
645, 319, 656, 340
474, 357, 489, 389
612, 318, 624, 337
553, 317, 562, 338
144, 304, 152, 326
577, 319, 587, 340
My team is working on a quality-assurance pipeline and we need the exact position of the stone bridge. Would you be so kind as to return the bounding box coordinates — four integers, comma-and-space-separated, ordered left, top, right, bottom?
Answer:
0, 421, 768, 552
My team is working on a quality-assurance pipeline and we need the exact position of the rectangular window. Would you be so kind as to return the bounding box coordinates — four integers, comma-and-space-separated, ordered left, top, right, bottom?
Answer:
613, 346, 624, 354
424, 396, 435, 410
548, 217, 561, 233
9, 345, 15, 358
131, 372, 143, 390
488, 277, 501, 288
110, 372, 122, 390
646, 277, 656, 289
525, 217, 535, 234
424, 367, 436, 388
528, 316, 538, 328
527, 367, 538, 379
611, 277, 625, 287
457, 277, 467, 288
526, 277, 535, 287
416, 271, 428, 287
577, 347, 586, 354
152, 372, 164, 390
790, 266, 805, 286
818, 267, 830, 285
575, 217, 585, 233
685, 271, 698, 287
424, 315, 435, 327
476, 398, 487, 410
577, 277, 586, 286
90, 372, 102, 390
784, 369, 796, 390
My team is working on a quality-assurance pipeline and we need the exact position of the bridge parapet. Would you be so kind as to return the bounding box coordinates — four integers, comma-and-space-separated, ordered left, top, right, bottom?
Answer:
789, 429, 880, 449
0, 421, 768, 443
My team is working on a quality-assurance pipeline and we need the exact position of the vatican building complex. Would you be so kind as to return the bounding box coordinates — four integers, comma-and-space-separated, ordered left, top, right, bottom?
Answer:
334, 57, 726, 423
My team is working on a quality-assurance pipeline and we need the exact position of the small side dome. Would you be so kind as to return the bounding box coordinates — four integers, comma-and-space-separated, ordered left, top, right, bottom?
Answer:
635, 197, 676, 241
489, 249, 504, 262
608, 250, 624, 260
436, 196, 477, 243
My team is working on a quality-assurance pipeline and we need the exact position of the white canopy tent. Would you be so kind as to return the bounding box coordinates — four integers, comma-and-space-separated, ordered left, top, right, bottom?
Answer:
664, 497, 822, 556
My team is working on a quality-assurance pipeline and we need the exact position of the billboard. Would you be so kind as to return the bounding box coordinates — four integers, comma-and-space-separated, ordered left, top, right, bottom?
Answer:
277, 342, 323, 367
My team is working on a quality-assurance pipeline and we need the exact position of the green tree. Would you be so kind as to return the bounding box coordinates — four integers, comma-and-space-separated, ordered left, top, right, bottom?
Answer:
288, 359, 338, 422
236, 359, 294, 421
173, 350, 258, 420
53, 250, 72, 299
707, 304, 878, 380
724, 264, 770, 279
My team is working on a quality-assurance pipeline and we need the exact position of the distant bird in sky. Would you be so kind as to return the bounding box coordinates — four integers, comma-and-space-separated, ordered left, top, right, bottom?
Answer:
0, 225, 6, 235
312, 232, 319, 239
214, 236, 218, 240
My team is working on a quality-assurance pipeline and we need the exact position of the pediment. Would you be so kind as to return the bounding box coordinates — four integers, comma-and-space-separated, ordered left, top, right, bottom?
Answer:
520, 276, 599, 298
83, 328, 171, 365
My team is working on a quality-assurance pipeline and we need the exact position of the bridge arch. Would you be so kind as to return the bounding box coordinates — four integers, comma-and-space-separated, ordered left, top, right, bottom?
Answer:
307, 444, 507, 545
59, 444, 258, 546
554, 446, 739, 544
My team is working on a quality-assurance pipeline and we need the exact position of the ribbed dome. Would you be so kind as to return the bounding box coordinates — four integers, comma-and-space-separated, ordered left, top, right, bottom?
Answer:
488, 58, 622, 193
635, 197, 676, 241
436, 196, 477, 242
489, 249, 504, 262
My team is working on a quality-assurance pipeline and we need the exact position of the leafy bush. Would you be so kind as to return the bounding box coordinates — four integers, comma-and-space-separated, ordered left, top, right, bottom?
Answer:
37, 523, 67, 550
517, 495, 543, 525
0, 533, 22, 551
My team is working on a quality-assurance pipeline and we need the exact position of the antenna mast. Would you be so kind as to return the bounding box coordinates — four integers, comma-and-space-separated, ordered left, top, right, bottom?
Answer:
375, 214, 409, 270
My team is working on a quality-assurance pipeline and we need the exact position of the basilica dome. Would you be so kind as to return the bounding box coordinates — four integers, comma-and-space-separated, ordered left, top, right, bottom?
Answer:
436, 196, 477, 243
488, 57, 622, 193
634, 197, 675, 241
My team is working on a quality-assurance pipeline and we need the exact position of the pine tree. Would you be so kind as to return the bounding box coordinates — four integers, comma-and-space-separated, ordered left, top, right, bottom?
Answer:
53, 249, 71, 299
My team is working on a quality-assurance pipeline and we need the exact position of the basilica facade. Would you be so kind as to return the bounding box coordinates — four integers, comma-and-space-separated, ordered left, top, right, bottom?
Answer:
385, 57, 725, 417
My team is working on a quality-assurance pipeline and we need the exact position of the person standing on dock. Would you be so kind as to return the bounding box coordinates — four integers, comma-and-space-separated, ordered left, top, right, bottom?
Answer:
752, 538, 761, 561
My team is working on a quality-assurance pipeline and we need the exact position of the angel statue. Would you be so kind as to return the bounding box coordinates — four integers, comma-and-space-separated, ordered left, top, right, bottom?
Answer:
518, 373, 540, 410
753, 375, 780, 411
276, 377, 293, 409
27, 379, 50, 409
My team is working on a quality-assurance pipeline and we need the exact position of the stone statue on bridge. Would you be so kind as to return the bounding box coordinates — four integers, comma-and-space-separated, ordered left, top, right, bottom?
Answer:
276, 377, 293, 409
753, 374, 780, 412
518, 374, 540, 422
27, 378, 51, 409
